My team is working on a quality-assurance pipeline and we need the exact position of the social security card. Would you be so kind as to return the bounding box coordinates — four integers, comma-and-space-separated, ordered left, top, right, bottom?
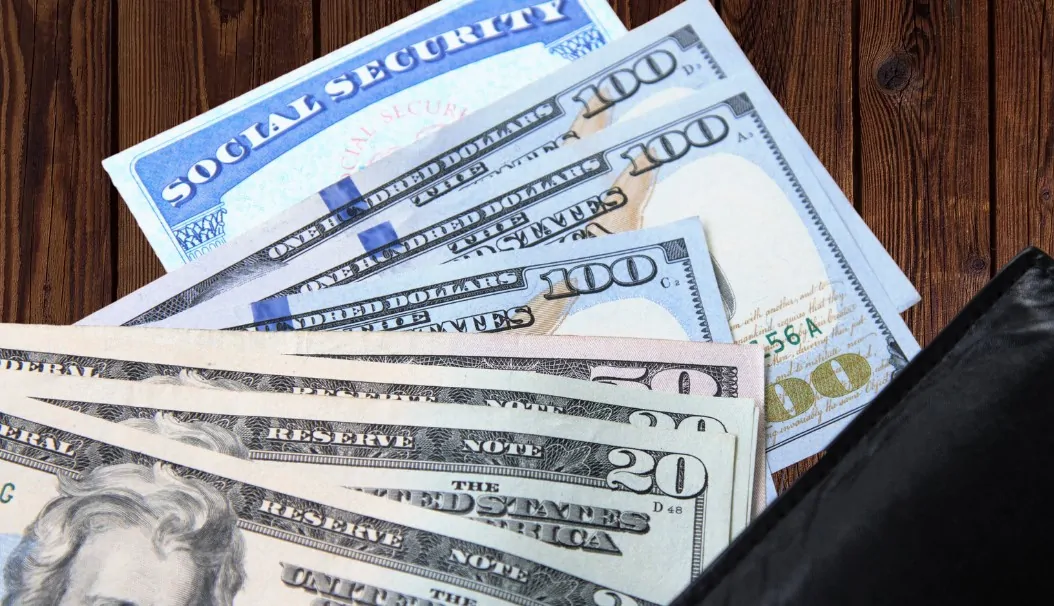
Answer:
104, 0, 626, 270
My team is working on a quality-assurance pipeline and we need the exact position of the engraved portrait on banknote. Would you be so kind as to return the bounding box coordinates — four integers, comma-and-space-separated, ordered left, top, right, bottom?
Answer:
1, 462, 246, 605
0, 408, 259, 605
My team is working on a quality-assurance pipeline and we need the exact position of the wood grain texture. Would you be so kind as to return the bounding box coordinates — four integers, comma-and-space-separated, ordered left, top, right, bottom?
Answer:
114, 0, 313, 297
318, 0, 436, 55
4, 0, 1053, 495
719, 0, 855, 490
0, 0, 36, 322
859, 0, 991, 346
994, 0, 1054, 268
607, 0, 681, 28
721, 0, 855, 216
0, 0, 112, 324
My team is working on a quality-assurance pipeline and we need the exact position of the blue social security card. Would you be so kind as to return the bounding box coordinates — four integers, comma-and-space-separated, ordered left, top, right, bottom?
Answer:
104, 0, 626, 269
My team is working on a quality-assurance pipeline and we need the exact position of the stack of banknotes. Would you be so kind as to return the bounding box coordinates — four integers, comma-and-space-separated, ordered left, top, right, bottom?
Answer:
0, 1, 922, 603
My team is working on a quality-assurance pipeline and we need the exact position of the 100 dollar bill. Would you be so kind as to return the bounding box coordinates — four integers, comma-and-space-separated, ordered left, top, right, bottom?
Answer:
303, 79, 919, 472
84, 0, 912, 327
0, 391, 659, 606
0, 322, 761, 524
82, 0, 704, 326
213, 77, 917, 472
105, 0, 625, 269
7, 373, 738, 603
172, 219, 732, 345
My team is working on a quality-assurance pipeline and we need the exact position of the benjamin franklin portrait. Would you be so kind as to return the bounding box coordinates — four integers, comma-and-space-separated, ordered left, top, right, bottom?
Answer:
1, 413, 249, 606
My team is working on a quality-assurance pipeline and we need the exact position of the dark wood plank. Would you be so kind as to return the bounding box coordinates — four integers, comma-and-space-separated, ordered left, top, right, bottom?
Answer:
114, 0, 313, 298
0, 0, 35, 322
0, 0, 112, 324
858, 0, 991, 348
318, 0, 682, 52
316, 0, 685, 71
721, 0, 855, 216
318, 0, 435, 55
720, 0, 854, 492
606, 0, 680, 28
994, 0, 1054, 267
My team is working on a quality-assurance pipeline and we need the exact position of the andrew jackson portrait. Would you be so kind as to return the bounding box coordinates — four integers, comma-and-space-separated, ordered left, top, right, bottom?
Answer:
1, 414, 248, 606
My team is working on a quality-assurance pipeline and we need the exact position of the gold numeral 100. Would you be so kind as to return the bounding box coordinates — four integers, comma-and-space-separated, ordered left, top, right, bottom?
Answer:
765, 353, 873, 422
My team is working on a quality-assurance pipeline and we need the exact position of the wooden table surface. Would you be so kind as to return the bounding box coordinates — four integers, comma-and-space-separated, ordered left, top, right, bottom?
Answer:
1, 0, 1051, 490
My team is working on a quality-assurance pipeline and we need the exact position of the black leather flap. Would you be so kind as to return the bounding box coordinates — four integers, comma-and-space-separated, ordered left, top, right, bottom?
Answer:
672, 247, 1054, 605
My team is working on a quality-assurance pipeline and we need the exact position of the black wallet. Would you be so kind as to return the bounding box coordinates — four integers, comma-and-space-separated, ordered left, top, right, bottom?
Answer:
672, 247, 1054, 605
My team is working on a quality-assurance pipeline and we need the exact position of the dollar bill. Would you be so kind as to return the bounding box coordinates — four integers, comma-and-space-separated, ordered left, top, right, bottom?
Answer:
0, 388, 661, 606
249, 326, 784, 504
286, 0, 912, 310
166, 219, 732, 346
200, 77, 918, 472
12, 323, 766, 397
4, 372, 737, 602
105, 0, 626, 270
0, 322, 762, 524
82, 0, 913, 328
235, 327, 766, 398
